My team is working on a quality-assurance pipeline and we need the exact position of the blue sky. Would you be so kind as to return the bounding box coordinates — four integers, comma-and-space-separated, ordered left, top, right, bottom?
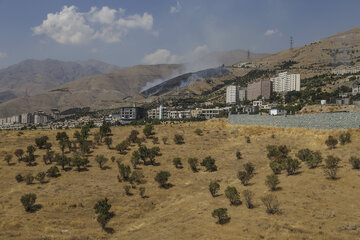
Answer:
0, 0, 359, 68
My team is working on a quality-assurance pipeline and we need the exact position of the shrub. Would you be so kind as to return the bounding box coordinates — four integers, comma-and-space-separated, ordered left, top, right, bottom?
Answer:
209, 181, 220, 197
35, 172, 46, 183
129, 170, 145, 184
325, 136, 338, 149
139, 187, 146, 198
104, 137, 112, 149
131, 151, 141, 169
116, 140, 129, 154
47, 166, 60, 178
143, 124, 154, 138
261, 194, 280, 214
305, 151, 322, 168
117, 162, 131, 181
212, 208, 230, 224
245, 136, 251, 143
267, 145, 289, 160
265, 174, 280, 191
236, 151, 242, 160
188, 158, 199, 172
244, 162, 255, 176
35, 136, 49, 149
339, 132, 351, 145
201, 156, 217, 172
243, 190, 254, 209
95, 155, 108, 169
55, 154, 70, 170
14, 149, 24, 162
174, 134, 185, 144
225, 186, 241, 205
71, 154, 89, 171
284, 157, 301, 175
162, 137, 168, 144
296, 149, 313, 162
173, 157, 183, 169
194, 129, 203, 136
15, 174, 24, 182
124, 185, 132, 196
128, 130, 140, 143
349, 156, 360, 169
324, 155, 341, 179
25, 174, 34, 185
237, 171, 251, 186
4, 154, 13, 165
154, 171, 171, 188
21, 193, 37, 212
269, 161, 283, 174
111, 156, 116, 162
94, 198, 112, 229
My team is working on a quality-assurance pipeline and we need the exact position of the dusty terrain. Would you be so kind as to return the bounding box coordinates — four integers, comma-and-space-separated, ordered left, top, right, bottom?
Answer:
0, 120, 359, 240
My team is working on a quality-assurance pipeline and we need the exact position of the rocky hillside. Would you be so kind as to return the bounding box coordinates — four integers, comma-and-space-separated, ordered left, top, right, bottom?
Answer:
0, 59, 120, 103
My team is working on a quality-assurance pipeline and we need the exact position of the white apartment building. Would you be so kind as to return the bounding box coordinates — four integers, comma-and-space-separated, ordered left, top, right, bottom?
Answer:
226, 85, 238, 104
270, 72, 301, 92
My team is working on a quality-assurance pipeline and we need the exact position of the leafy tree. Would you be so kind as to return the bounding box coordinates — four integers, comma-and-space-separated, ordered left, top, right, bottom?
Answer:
237, 171, 251, 186
25, 174, 34, 185
194, 129, 203, 136
324, 155, 341, 179
94, 198, 112, 229
47, 166, 60, 177
130, 151, 141, 169
269, 161, 283, 174
104, 137, 112, 149
201, 156, 217, 172
243, 190, 254, 209
4, 154, 13, 165
21, 193, 37, 212
43, 150, 55, 165
128, 130, 140, 143
265, 174, 280, 191
283, 157, 301, 175
296, 148, 313, 162
212, 208, 230, 224
93, 132, 101, 145
117, 162, 131, 181
339, 132, 351, 145
95, 155, 108, 169
174, 134, 184, 144
143, 124, 154, 138
139, 187, 146, 198
55, 153, 70, 170
56, 132, 69, 155
35, 136, 49, 149
14, 149, 24, 162
349, 156, 360, 169
154, 171, 171, 188
325, 136, 338, 149
209, 181, 220, 197
305, 151, 322, 168
173, 157, 183, 169
129, 170, 145, 184
152, 137, 159, 144
236, 151, 242, 160
188, 158, 199, 172
71, 153, 89, 171
148, 147, 161, 165
225, 186, 241, 205
266, 145, 289, 160
35, 172, 46, 183
15, 174, 24, 182
261, 194, 280, 214
124, 185, 132, 196
99, 122, 111, 141
244, 162, 255, 176
138, 145, 149, 164
26, 145, 36, 166
116, 140, 129, 154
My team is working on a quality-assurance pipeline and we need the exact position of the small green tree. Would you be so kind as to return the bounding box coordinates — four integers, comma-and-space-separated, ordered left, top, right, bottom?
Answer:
124, 185, 132, 196
129, 170, 145, 184
339, 132, 351, 145
261, 194, 280, 214
154, 171, 171, 188
55, 153, 70, 170
174, 134, 185, 144
236, 151, 242, 160
237, 171, 251, 186
21, 193, 37, 212
15, 174, 24, 182
117, 162, 131, 181
194, 129, 203, 136
162, 136, 168, 144
244, 162, 255, 176
296, 148, 313, 162
4, 154, 13, 165
25, 174, 34, 185
284, 157, 301, 175
35, 172, 46, 183
95, 155, 108, 169
173, 157, 183, 169
269, 161, 283, 174
71, 154, 89, 171
116, 140, 129, 154
325, 136, 338, 149
188, 158, 199, 172
265, 174, 280, 191
224, 186, 241, 205
131, 151, 141, 169
25, 145, 36, 166
94, 198, 112, 229
47, 166, 60, 177
349, 156, 360, 169
209, 181, 220, 197
305, 151, 322, 169
243, 190, 254, 209
93, 132, 101, 145
14, 149, 24, 162
212, 208, 230, 224
143, 124, 154, 138
128, 130, 140, 143
201, 156, 217, 172
324, 155, 341, 179
56, 132, 70, 155
35, 136, 49, 149
104, 137, 112, 149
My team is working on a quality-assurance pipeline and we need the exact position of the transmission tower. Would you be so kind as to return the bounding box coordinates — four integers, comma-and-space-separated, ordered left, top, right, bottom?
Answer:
247, 49, 250, 59
290, 36, 294, 50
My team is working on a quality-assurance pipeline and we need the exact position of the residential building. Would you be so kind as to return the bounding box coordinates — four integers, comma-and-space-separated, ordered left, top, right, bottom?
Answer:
147, 105, 169, 120
33, 111, 48, 124
332, 66, 360, 75
115, 106, 144, 123
247, 80, 272, 100
226, 85, 238, 104
239, 88, 246, 101
269, 109, 287, 116
200, 108, 221, 119
352, 83, 360, 96
271, 72, 301, 92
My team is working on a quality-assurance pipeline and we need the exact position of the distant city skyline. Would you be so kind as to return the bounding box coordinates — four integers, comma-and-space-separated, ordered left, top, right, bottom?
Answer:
0, 0, 360, 68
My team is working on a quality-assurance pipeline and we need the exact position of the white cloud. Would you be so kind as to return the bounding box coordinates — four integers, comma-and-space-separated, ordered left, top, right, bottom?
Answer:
0, 52, 7, 58
193, 44, 209, 57
264, 29, 280, 36
32, 5, 154, 45
170, 1, 182, 13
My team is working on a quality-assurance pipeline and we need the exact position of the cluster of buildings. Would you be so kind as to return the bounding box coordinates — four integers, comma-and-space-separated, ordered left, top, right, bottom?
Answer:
226, 71, 301, 104
0, 109, 60, 127
332, 66, 360, 75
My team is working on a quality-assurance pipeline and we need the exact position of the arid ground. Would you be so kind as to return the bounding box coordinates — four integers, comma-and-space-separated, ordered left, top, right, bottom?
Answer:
0, 119, 359, 240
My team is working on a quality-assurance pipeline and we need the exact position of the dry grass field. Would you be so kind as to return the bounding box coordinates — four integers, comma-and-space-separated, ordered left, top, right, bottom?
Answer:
0, 119, 359, 240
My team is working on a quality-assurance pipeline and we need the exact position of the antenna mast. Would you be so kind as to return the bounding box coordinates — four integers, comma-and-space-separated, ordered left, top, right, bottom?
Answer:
290, 36, 294, 50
